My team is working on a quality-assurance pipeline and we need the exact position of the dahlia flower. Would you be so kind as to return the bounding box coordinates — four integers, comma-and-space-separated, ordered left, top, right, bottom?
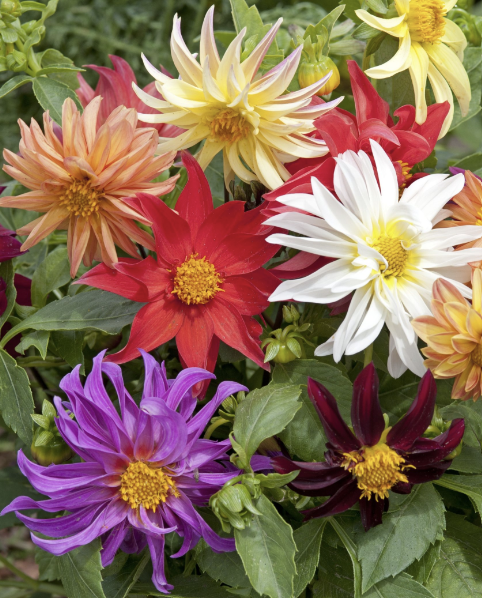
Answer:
437, 170, 482, 267
273, 364, 464, 530
135, 6, 342, 190
78, 153, 279, 385
265, 140, 482, 377
356, 0, 470, 133
0, 97, 177, 277
0, 223, 26, 262
77, 54, 182, 138
1, 350, 247, 594
412, 271, 482, 400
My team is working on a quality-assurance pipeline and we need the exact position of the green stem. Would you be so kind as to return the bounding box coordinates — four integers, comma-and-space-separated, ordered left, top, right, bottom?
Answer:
0, 555, 37, 588
204, 418, 229, 440
0, 579, 64, 594
363, 343, 373, 367
330, 518, 362, 598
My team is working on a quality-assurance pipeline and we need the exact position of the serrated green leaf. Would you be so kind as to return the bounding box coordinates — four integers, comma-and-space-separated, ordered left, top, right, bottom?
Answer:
356, 483, 445, 592
16, 330, 50, 359
0, 289, 143, 349
435, 474, 482, 517
0, 74, 33, 99
293, 519, 326, 597
31, 246, 71, 308
58, 539, 106, 598
233, 383, 301, 465
36, 546, 61, 582
440, 401, 482, 448
0, 467, 41, 530
195, 538, 250, 588
102, 550, 149, 598
449, 445, 482, 474
0, 260, 16, 330
39, 48, 80, 89
406, 541, 441, 585
32, 77, 83, 125
235, 494, 297, 598
450, 47, 482, 131
0, 348, 34, 444
133, 575, 234, 597
50, 330, 84, 373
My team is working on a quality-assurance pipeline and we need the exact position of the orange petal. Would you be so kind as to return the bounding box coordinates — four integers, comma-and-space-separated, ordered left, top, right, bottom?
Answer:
63, 156, 98, 182
434, 354, 470, 377
81, 96, 102, 153
20, 207, 69, 250
444, 302, 470, 334
68, 216, 91, 277
472, 268, 482, 313
452, 334, 478, 354
426, 332, 457, 354
453, 362, 474, 398
467, 308, 482, 341
466, 363, 482, 392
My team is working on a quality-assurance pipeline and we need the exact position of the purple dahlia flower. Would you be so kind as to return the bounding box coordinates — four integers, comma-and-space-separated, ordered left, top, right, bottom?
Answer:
2, 350, 247, 593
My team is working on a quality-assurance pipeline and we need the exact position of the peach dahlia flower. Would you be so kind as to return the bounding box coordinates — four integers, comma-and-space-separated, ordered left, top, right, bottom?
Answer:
0, 97, 177, 277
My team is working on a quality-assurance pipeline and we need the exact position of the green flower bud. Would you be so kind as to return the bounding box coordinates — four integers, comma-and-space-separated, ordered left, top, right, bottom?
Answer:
282, 305, 300, 324
298, 52, 340, 97
1, 0, 21, 18
30, 400, 72, 466
210, 482, 262, 533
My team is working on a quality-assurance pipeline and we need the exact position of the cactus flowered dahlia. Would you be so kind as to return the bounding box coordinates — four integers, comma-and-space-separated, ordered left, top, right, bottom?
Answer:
135, 6, 342, 190
0, 97, 177, 277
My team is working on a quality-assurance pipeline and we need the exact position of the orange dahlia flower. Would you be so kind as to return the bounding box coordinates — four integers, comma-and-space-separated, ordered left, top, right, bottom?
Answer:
412, 270, 482, 401
0, 97, 177, 277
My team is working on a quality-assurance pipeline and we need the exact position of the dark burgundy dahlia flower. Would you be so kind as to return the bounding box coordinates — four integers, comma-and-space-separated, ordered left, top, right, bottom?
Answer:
272, 363, 464, 530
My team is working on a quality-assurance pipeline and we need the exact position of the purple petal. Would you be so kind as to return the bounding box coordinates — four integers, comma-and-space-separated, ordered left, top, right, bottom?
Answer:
102, 362, 140, 440
164, 367, 216, 412
121, 526, 147, 554
302, 479, 360, 521
147, 535, 173, 594
15, 504, 106, 537
195, 509, 235, 553
351, 363, 384, 446
307, 378, 361, 452
387, 370, 437, 451
184, 439, 231, 471
140, 350, 168, 400
101, 520, 128, 567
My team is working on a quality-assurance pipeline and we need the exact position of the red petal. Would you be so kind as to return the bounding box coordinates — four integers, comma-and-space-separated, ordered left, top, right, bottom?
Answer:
347, 60, 390, 125
176, 306, 214, 369
194, 201, 246, 255
222, 276, 270, 315
357, 118, 400, 152
175, 151, 213, 239
114, 255, 169, 301
389, 130, 431, 164
77, 259, 150, 302
270, 252, 333, 280
135, 193, 193, 264
263, 157, 337, 201
207, 296, 267, 370
351, 363, 385, 446
387, 370, 437, 451
392, 105, 416, 130
105, 299, 184, 364
315, 112, 358, 156
302, 479, 359, 521
412, 102, 450, 153
242, 268, 279, 297
210, 233, 279, 276
307, 378, 361, 452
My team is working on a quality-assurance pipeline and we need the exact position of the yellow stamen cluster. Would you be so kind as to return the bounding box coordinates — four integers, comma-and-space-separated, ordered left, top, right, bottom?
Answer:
371, 235, 409, 277
407, 0, 446, 43
172, 253, 224, 305
397, 161, 413, 183
58, 178, 102, 218
472, 344, 482, 367
342, 443, 413, 501
209, 109, 250, 144
120, 461, 179, 512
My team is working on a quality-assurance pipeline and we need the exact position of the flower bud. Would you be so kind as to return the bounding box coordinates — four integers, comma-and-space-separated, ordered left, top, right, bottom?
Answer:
282, 304, 300, 324
298, 55, 340, 97
1, 0, 21, 18
30, 400, 72, 466
210, 482, 262, 533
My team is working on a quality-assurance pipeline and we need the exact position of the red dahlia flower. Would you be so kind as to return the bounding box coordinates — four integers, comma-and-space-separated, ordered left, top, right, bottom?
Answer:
272, 364, 464, 530
78, 153, 279, 384
77, 54, 182, 138
265, 60, 450, 202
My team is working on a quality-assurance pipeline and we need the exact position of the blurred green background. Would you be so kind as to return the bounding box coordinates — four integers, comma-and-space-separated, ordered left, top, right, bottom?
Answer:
0, 0, 480, 181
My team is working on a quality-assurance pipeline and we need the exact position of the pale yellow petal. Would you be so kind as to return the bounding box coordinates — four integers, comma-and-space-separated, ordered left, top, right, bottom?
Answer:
441, 19, 467, 61
365, 32, 412, 78
408, 42, 429, 124
427, 61, 454, 138
355, 10, 408, 37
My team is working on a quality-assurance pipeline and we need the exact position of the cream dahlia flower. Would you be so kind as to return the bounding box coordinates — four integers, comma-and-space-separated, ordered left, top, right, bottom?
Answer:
265, 140, 482, 378
134, 6, 342, 190
0, 97, 176, 277
356, 0, 470, 137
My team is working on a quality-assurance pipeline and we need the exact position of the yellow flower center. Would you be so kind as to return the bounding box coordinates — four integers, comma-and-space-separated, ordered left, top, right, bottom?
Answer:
407, 0, 446, 43
172, 253, 224, 305
472, 344, 482, 367
120, 461, 179, 512
397, 161, 413, 183
209, 109, 250, 144
342, 443, 413, 501
59, 179, 102, 218
475, 209, 482, 226
371, 235, 409, 277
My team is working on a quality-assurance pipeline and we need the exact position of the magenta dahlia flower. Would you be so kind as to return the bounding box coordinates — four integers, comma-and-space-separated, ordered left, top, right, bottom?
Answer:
272, 363, 465, 531
2, 351, 247, 593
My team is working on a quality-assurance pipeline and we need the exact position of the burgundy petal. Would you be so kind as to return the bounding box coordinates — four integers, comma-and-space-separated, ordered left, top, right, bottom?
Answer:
290, 473, 352, 497
351, 363, 384, 446
307, 378, 361, 452
359, 496, 387, 531
302, 479, 360, 521
405, 461, 451, 484
404, 419, 465, 467
387, 370, 437, 451
391, 481, 412, 494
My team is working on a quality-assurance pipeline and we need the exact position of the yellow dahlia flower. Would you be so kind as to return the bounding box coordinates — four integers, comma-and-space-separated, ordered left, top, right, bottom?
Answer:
412, 270, 482, 400
356, 0, 471, 136
0, 97, 176, 277
134, 6, 342, 190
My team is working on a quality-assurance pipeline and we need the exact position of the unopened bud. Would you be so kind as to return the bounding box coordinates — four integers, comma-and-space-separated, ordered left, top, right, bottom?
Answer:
298, 55, 340, 97
1, 0, 21, 17
30, 400, 72, 466
210, 482, 262, 533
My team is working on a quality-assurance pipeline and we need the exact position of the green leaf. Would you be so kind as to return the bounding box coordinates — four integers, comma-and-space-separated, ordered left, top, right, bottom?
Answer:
450, 47, 482, 131
102, 550, 149, 598
0, 467, 41, 529
15, 330, 50, 359
133, 575, 234, 597
293, 519, 326, 597
450, 152, 482, 173
32, 77, 83, 125
36, 63, 85, 76
440, 401, 482, 448
195, 538, 250, 589
356, 483, 445, 592
58, 539, 106, 598
0, 289, 143, 348
31, 246, 71, 308
230, 0, 271, 44
1, 27, 18, 43
0, 74, 33, 99
366, 0, 388, 14
235, 494, 297, 598
39, 48, 80, 89
50, 330, 84, 373
0, 260, 16, 329
0, 348, 34, 444
406, 541, 441, 585
233, 383, 301, 465
272, 359, 352, 461
435, 474, 482, 517
449, 445, 482, 474
36, 546, 61, 582
426, 512, 482, 597
364, 574, 436, 597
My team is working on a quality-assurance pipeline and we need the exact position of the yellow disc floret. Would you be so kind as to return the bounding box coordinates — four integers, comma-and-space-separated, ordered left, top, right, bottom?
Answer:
59, 178, 102, 218
120, 461, 179, 512
371, 235, 409, 278
342, 443, 413, 501
209, 109, 251, 144
472, 344, 482, 367
172, 253, 224, 305
407, 0, 446, 43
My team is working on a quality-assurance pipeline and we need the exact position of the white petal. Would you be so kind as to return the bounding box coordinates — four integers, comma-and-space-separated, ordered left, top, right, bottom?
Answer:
346, 296, 387, 355
333, 285, 373, 361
